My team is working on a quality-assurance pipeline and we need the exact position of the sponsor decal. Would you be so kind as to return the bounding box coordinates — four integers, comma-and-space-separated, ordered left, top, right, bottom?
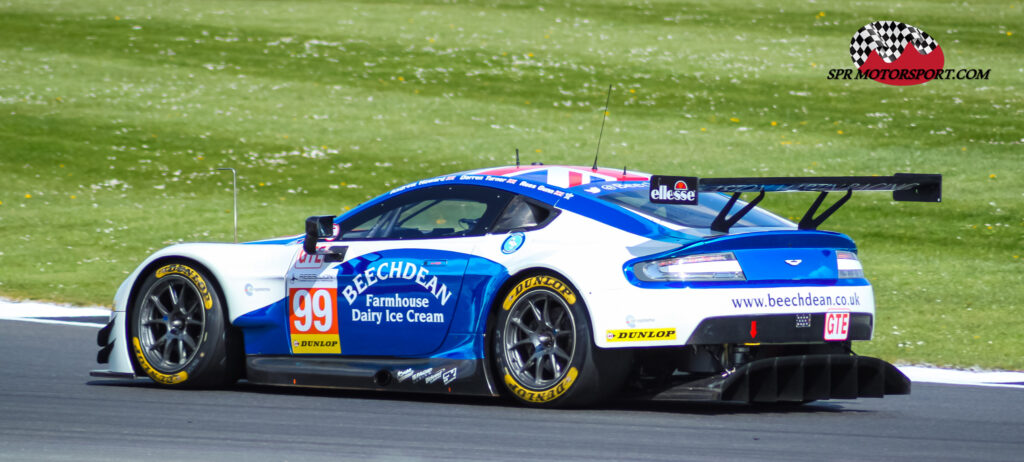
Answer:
784, 259, 802, 266
503, 275, 576, 310
824, 311, 851, 341
396, 368, 414, 382
705, 182, 917, 194
132, 337, 188, 385
625, 315, 656, 329
649, 175, 698, 205
394, 367, 456, 385
503, 367, 578, 403
605, 328, 677, 342
828, 20, 991, 86
351, 305, 445, 325
501, 232, 525, 254
600, 182, 647, 191
289, 288, 341, 354
296, 273, 335, 281
731, 291, 862, 309
365, 294, 429, 308
154, 264, 213, 309
294, 250, 325, 269
341, 261, 452, 306
243, 283, 271, 296
412, 368, 433, 382
442, 368, 457, 385
425, 369, 445, 384
290, 336, 340, 349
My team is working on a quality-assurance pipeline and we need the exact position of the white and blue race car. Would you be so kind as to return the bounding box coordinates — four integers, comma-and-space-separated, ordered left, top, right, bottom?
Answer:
93, 165, 941, 406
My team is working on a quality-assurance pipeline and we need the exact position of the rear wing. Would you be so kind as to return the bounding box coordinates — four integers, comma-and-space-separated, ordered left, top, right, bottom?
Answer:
649, 173, 941, 233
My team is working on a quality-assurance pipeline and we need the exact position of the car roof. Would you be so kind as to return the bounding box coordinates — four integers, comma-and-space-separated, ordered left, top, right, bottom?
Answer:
466, 165, 649, 188
361, 164, 686, 241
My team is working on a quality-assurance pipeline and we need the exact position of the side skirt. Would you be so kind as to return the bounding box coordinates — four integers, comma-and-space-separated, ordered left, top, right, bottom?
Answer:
245, 356, 498, 397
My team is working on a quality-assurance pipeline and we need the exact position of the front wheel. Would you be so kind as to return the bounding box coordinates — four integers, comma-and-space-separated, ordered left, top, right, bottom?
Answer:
129, 262, 240, 387
493, 274, 629, 407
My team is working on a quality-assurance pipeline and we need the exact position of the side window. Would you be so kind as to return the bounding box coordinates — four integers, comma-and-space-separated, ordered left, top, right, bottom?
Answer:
491, 196, 558, 234
341, 214, 381, 239
338, 185, 511, 240
395, 199, 487, 237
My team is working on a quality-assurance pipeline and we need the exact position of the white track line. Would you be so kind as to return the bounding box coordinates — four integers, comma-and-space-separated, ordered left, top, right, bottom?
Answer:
898, 366, 1024, 389
0, 297, 110, 328
2, 297, 1022, 389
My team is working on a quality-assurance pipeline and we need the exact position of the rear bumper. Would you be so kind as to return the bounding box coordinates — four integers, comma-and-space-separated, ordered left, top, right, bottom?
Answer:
686, 313, 873, 343
590, 285, 875, 348
646, 354, 910, 403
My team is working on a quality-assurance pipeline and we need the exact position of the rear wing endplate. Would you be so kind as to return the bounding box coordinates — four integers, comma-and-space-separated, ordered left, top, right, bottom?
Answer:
649, 173, 941, 234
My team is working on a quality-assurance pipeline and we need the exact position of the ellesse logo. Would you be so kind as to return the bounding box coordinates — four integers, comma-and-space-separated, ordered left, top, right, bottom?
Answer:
649, 175, 698, 205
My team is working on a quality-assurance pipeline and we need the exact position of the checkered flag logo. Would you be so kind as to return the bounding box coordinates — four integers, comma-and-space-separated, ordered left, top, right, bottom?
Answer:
849, 21, 940, 67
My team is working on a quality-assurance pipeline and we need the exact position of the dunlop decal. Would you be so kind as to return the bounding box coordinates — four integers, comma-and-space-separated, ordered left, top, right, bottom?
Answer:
503, 276, 577, 310
132, 337, 188, 385
155, 264, 213, 309
605, 328, 677, 342
290, 334, 342, 354
503, 367, 578, 403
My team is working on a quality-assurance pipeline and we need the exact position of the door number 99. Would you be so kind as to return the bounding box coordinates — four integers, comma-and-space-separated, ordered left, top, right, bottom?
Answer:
291, 289, 333, 333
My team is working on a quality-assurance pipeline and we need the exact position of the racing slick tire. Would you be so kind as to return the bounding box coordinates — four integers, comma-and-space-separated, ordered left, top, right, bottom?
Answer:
493, 274, 630, 408
129, 262, 241, 387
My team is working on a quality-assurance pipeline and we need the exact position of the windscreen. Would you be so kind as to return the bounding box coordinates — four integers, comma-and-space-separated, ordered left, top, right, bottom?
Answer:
593, 182, 794, 229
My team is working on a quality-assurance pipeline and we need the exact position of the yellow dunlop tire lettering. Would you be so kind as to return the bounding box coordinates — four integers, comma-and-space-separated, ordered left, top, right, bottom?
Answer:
132, 337, 188, 385
155, 264, 213, 309
605, 328, 677, 342
503, 276, 577, 310
503, 367, 578, 403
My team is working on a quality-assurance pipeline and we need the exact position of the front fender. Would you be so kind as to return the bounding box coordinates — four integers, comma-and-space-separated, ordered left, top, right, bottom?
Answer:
114, 242, 298, 322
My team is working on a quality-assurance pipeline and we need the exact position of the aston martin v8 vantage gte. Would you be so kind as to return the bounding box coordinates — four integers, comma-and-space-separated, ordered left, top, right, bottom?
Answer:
93, 165, 941, 406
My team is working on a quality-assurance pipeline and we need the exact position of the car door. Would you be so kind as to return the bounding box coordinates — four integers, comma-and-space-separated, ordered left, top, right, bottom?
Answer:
287, 184, 511, 357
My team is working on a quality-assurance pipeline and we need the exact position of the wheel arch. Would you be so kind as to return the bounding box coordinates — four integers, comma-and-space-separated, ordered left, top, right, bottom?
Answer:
481, 266, 593, 389
126, 256, 229, 313
483, 267, 590, 337
123, 256, 237, 375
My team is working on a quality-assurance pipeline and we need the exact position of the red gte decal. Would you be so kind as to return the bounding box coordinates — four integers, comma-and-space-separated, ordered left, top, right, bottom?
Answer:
823, 311, 850, 341
294, 250, 325, 269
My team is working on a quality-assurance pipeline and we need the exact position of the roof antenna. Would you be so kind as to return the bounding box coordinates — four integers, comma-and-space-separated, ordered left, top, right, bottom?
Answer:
592, 84, 612, 172
515, 148, 520, 168
622, 165, 627, 176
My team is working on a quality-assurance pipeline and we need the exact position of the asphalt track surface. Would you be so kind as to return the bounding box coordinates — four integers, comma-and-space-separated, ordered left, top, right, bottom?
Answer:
2, 320, 1022, 461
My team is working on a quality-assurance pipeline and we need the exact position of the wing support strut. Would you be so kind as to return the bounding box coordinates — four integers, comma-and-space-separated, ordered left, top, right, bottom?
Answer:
711, 189, 766, 234
798, 189, 853, 230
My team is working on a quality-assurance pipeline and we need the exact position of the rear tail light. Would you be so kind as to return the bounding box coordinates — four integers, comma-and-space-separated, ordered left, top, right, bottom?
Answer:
837, 251, 865, 279
634, 252, 746, 282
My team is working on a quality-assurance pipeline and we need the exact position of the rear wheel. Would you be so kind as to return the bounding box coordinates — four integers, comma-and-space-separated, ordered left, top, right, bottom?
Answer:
493, 274, 629, 407
129, 262, 240, 387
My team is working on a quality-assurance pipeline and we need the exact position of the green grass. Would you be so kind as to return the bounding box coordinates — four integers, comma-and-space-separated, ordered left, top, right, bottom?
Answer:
0, 0, 1021, 369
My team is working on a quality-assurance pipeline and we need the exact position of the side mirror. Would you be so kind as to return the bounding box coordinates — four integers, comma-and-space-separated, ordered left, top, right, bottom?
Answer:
304, 215, 337, 255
